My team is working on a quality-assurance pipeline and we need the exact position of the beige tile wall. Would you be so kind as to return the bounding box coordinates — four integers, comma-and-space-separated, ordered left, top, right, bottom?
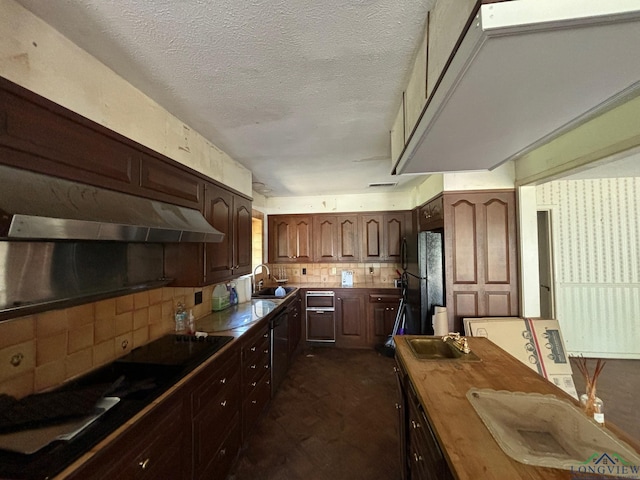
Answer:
0, 284, 218, 398
270, 262, 403, 285
0, 264, 398, 399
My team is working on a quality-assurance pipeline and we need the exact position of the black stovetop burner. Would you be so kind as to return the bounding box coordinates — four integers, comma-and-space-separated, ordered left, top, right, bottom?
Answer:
115, 334, 233, 368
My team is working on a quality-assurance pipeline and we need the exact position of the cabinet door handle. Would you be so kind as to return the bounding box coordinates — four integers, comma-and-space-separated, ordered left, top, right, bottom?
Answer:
411, 420, 421, 429
221, 400, 228, 407
251, 381, 257, 387
220, 377, 227, 384
263, 348, 269, 354
219, 448, 227, 457
413, 452, 423, 462
139, 458, 151, 470
395, 403, 401, 410
264, 364, 269, 369
263, 333, 269, 338
251, 346, 257, 352
393, 366, 399, 373
251, 399, 257, 404
250, 364, 257, 369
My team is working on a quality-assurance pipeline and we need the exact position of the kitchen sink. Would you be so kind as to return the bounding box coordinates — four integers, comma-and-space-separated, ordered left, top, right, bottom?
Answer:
406, 337, 481, 361
252, 286, 296, 299
467, 388, 640, 472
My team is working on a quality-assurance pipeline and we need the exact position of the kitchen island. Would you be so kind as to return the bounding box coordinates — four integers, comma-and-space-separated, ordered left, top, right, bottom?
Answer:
394, 335, 640, 480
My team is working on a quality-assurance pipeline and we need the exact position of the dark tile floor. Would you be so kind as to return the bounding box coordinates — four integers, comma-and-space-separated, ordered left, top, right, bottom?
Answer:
228, 347, 400, 480
227, 350, 640, 480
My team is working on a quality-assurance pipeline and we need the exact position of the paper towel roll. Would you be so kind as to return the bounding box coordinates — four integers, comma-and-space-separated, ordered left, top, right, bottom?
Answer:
237, 278, 247, 303
244, 277, 252, 302
433, 311, 449, 336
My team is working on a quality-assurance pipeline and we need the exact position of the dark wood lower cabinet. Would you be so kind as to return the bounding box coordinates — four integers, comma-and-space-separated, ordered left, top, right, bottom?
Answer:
65, 395, 185, 480
241, 323, 271, 440
369, 293, 402, 346
395, 358, 454, 480
288, 294, 302, 359
335, 290, 367, 348
189, 345, 241, 480
65, 342, 245, 480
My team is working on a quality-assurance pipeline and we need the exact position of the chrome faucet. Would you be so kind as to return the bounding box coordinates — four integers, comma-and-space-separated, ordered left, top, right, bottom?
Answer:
252, 264, 270, 292
442, 332, 471, 354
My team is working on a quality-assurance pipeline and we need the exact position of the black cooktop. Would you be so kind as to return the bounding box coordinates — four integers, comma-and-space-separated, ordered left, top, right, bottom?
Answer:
115, 334, 233, 369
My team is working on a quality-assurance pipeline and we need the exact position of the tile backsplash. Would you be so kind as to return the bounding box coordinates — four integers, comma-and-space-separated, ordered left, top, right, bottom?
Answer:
0, 264, 401, 399
269, 262, 402, 285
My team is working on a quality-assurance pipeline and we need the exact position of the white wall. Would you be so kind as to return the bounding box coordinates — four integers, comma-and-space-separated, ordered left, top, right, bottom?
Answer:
537, 177, 640, 358
262, 191, 414, 215
0, 0, 252, 196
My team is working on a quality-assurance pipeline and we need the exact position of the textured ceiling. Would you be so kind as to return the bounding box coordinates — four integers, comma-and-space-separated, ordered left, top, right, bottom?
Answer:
16, 0, 435, 197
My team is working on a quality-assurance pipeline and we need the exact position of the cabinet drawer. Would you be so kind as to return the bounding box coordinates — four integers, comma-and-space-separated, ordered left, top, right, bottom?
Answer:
242, 326, 270, 363
243, 334, 269, 364
243, 347, 270, 388
193, 370, 240, 438
67, 396, 184, 480
192, 372, 240, 480
242, 374, 271, 439
368, 293, 401, 304
191, 349, 239, 414
209, 421, 241, 480
407, 386, 453, 480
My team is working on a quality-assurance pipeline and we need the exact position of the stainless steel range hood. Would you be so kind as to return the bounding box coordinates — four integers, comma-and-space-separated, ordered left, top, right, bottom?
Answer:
0, 165, 223, 242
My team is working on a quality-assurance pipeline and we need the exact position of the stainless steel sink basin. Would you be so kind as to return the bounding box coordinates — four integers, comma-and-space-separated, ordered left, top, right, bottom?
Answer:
252, 286, 296, 299
406, 337, 481, 361
467, 388, 640, 472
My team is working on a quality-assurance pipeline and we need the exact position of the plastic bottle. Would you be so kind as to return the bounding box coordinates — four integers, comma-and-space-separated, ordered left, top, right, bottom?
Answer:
175, 302, 186, 332
229, 282, 238, 305
187, 309, 195, 335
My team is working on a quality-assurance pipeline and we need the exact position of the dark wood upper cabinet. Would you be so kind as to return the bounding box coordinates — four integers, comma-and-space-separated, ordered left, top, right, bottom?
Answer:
205, 185, 234, 283
418, 195, 444, 231
360, 212, 409, 262
313, 214, 359, 262
0, 76, 207, 210
270, 211, 409, 264
233, 195, 252, 277
0, 77, 252, 288
269, 215, 313, 263
140, 156, 203, 209
361, 214, 383, 261
0, 77, 141, 193
204, 183, 252, 284
314, 216, 338, 262
337, 215, 359, 261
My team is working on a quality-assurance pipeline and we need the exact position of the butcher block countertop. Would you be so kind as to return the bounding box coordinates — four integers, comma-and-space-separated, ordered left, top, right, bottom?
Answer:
394, 335, 640, 480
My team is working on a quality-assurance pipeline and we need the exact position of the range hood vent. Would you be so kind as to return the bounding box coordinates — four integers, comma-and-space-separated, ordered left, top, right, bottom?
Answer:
393, 0, 640, 176
0, 165, 224, 243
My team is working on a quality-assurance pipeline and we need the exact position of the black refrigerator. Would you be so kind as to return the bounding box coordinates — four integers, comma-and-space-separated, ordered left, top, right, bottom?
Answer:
403, 230, 445, 335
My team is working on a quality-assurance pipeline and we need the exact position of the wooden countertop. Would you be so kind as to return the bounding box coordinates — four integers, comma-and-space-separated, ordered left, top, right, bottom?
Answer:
394, 335, 640, 480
